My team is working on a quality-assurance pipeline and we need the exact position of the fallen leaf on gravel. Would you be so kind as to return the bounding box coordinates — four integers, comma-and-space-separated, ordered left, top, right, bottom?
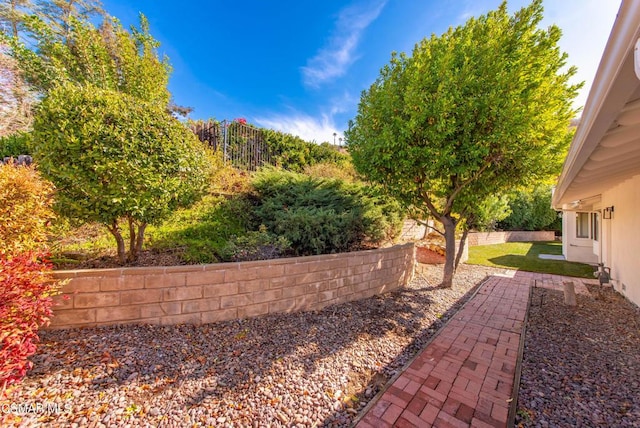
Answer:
276, 411, 289, 423
6, 264, 504, 428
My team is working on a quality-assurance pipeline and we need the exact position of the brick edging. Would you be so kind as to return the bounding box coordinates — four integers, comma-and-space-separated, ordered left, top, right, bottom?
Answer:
507, 281, 533, 428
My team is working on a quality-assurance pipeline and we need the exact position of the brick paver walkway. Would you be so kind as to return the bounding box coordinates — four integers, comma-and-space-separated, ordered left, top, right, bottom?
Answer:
356, 274, 532, 428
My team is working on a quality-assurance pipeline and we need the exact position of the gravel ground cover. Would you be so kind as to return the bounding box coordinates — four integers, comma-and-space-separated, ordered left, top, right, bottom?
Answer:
2, 264, 498, 427
517, 285, 640, 427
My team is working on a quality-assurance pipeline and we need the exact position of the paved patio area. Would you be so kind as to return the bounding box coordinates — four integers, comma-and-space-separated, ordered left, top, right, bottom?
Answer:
355, 270, 595, 427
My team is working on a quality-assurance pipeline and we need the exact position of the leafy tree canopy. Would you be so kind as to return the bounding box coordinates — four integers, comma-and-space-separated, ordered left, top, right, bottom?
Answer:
346, 0, 580, 286
499, 184, 560, 231
33, 83, 210, 263
0, 0, 35, 38
4, 12, 170, 106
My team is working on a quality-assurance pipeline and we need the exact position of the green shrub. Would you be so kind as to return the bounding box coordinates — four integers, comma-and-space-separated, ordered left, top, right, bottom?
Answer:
466, 194, 512, 231
251, 169, 403, 256
0, 163, 55, 256
263, 129, 350, 172
220, 226, 291, 262
0, 133, 31, 158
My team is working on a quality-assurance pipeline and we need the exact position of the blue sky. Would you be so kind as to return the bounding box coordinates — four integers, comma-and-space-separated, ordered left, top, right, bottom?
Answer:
102, 0, 620, 143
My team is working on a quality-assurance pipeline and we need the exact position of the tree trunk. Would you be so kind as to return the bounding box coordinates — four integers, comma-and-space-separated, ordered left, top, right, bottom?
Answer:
127, 217, 136, 262
135, 223, 147, 259
126, 218, 147, 262
107, 220, 126, 264
454, 228, 470, 272
441, 215, 457, 288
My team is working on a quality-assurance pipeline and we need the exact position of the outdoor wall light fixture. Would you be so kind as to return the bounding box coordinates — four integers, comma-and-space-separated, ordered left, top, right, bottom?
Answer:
603, 206, 615, 219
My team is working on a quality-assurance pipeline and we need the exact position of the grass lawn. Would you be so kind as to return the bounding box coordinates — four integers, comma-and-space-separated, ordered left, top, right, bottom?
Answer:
467, 241, 595, 278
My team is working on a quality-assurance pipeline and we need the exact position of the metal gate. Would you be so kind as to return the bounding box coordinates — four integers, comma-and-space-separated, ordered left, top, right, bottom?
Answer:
190, 119, 273, 171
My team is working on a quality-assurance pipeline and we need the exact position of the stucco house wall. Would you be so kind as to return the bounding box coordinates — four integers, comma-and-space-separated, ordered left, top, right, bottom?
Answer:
599, 174, 640, 305
552, 1, 640, 307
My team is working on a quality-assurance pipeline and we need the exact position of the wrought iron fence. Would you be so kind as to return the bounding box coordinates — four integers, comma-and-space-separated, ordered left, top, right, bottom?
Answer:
190, 119, 273, 171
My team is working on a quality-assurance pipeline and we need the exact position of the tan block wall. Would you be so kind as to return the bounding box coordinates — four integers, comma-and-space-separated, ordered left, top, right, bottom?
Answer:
467, 231, 555, 246
399, 220, 427, 241
49, 244, 415, 329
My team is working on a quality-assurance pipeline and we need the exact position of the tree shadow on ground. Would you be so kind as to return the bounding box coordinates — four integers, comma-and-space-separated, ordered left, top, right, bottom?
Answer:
489, 254, 529, 270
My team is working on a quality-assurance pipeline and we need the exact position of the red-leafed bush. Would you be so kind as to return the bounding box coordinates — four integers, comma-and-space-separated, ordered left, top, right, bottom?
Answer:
0, 252, 59, 394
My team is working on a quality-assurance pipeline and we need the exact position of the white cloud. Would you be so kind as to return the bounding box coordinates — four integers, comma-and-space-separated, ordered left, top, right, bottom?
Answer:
254, 91, 357, 143
254, 111, 343, 144
301, 0, 387, 88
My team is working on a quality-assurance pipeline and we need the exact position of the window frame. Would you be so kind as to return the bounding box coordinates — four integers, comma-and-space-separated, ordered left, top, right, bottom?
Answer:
576, 212, 590, 239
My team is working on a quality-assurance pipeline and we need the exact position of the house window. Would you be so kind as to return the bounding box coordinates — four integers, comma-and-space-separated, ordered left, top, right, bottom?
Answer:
591, 212, 599, 242
576, 212, 589, 238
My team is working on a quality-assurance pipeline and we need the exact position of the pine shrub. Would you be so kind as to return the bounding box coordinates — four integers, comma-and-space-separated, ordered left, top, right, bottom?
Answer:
251, 170, 403, 256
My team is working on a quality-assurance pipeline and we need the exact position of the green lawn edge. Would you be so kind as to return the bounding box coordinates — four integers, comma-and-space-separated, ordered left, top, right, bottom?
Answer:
466, 241, 595, 279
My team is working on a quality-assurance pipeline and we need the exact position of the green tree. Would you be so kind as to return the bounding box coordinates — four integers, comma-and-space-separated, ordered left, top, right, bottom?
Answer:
4, 13, 170, 106
0, 0, 34, 37
0, 43, 33, 136
33, 83, 210, 263
499, 184, 559, 231
466, 194, 512, 232
35, 0, 103, 40
346, 0, 579, 287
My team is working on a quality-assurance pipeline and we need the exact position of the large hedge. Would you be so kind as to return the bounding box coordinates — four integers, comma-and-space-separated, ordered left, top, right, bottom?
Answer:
251, 169, 403, 256
33, 83, 210, 263
498, 185, 560, 231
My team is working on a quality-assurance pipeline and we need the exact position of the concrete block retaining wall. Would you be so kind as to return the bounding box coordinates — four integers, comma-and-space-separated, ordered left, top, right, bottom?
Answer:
399, 220, 427, 241
49, 243, 415, 329
467, 231, 555, 246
